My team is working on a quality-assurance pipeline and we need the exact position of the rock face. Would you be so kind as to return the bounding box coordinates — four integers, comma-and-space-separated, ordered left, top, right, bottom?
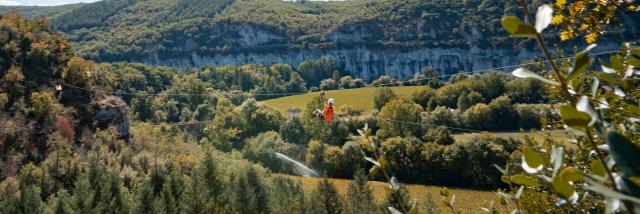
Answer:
143, 47, 517, 81
139, 24, 623, 81
142, 44, 612, 81
93, 96, 130, 138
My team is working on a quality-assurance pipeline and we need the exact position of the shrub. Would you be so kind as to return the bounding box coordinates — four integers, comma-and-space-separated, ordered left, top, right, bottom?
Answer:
337, 105, 362, 117
338, 76, 354, 89
456, 93, 473, 111
350, 78, 365, 88
423, 106, 460, 128
371, 75, 398, 86
339, 142, 366, 177
336, 76, 365, 89
377, 98, 424, 138
467, 91, 484, 105
305, 140, 327, 174
373, 87, 398, 110
420, 143, 448, 183
514, 104, 553, 130
320, 79, 338, 90
380, 137, 424, 182
422, 127, 454, 145
411, 87, 436, 109
487, 95, 518, 130
462, 103, 493, 130
29, 92, 58, 121
420, 66, 443, 89
505, 78, 547, 103
439, 137, 513, 188
236, 98, 285, 138
279, 116, 309, 145
0, 93, 8, 110
242, 131, 298, 173
320, 120, 351, 146
3, 66, 25, 99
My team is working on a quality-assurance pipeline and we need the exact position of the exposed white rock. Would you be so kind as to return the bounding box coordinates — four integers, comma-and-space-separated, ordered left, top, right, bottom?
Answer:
144, 47, 533, 81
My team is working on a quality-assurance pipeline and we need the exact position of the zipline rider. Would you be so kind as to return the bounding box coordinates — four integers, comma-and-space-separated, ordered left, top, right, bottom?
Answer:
312, 91, 334, 122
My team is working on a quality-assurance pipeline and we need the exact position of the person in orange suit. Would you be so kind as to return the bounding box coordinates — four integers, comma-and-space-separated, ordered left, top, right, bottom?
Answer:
323, 98, 334, 122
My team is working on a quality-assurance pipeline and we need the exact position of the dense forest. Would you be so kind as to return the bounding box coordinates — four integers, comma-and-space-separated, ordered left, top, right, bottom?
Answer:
0, 0, 637, 62
0, 4, 81, 19
1, 0, 640, 213
0, 11, 563, 213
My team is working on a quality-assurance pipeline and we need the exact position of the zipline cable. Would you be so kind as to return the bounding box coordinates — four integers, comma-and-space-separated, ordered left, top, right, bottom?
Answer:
142, 116, 488, 133
376, 118, 486, 133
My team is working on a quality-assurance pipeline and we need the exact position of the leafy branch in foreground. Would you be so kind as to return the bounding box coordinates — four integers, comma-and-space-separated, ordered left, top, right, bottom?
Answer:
358, 124, 417, 214
439, 187, 460, 214
498, 0, 640, 213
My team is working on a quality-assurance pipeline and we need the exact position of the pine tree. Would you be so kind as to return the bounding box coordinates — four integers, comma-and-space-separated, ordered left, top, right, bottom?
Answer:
1, 181, 20, 213
202, 154, 222, 199
160, 182, 177, 214
107, 171, 131, 213
312, 177, 343, 214
87, 154, 105, 209
18, 184, 45, 214
135, 179, 157, 214
150, 159, 165, 195
161, 169, 184, 214
292, 180, 306, 213
271, 176, 305, 213
52, 190, 74, 214
181, 170, 213, 214
345, 169, 376, 214
71, 174, 93, 213
246, 166, 270, 214
235, 169, 256, 214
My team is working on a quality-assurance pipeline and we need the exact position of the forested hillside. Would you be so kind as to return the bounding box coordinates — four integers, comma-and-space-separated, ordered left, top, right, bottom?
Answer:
0, 12, 529, 213
2, 0, 636, 63
1, 0, 640, 213
0, 4, 81, 19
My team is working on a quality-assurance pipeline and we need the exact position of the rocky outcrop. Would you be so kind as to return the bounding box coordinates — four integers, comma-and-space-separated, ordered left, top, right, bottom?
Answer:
93, 95, 130, 138
141, 23, 624, 81
142, 44, 612, 81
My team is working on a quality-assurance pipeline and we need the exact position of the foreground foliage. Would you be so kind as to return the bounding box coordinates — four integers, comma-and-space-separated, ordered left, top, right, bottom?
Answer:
491, 0, 640, 213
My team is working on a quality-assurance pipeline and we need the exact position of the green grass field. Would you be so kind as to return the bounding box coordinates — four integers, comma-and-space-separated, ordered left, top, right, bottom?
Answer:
262, 86, 425, 114
289, 176, 511, 213
263, 86, 572, 144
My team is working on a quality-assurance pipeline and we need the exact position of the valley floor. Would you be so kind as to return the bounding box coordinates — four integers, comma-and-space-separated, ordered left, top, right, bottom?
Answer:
262, 86, 424, 113
288, 175, 512, 213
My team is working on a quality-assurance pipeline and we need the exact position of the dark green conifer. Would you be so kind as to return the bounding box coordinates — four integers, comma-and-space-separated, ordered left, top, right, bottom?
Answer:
135, 180, 157, 214
312, 177, 343, 214
345, 169, 376, 214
